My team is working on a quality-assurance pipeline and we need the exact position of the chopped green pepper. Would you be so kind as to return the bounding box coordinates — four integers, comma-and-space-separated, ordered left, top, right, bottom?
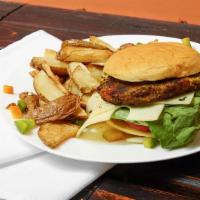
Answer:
17, 99, 27, 112
15, 119, 36, 134
143, 138, 158, 148
182, 37, 192, 47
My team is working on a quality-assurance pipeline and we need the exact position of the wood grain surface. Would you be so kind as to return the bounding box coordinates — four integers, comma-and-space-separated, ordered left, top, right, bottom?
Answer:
0, 2, 199, 200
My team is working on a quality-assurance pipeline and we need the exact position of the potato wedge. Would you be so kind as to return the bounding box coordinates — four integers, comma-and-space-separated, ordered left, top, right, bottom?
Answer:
80, 122, 130, 142
87, 64, 103, 82
81, 94, 91, 107
44, 49, 57, 58
72, 65, 99, 93
38, 122, 79, 148
29, 70, 40, 78
61, 39, 108, 50
89, 36, 116, 52
72, 107, 88, 119
63, 79, 82, 96
57, 46, 112, 63
30, 57, 68, 75
41, 64, 67, 94
34, 70, 64, 101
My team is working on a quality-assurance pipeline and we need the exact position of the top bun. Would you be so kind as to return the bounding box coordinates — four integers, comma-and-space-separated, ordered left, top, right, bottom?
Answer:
103, 42, 200, 82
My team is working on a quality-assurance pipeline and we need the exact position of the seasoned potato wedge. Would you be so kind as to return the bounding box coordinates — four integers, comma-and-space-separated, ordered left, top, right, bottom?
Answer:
87, 64, 103, 82
89, 36, 116, 52
61, 39, 108, 50
30, 57, 68, 75
41, 64, 67, 94
72, 107, 88, 119
63, 79, 82, 96
81, 94, 91, 107
57, 46, 112, 63
72, 65, 99, 93
38, 122, 79, 148
29, 70, 40, 78
44, 49, 57, 58
34, 70, 64, 101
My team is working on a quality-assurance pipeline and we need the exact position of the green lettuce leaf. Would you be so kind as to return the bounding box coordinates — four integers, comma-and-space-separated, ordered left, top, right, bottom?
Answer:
148, 97, 200, 149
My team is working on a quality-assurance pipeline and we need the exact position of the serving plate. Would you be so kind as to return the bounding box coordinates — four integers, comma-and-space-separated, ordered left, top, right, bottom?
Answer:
1, 33, 200, 163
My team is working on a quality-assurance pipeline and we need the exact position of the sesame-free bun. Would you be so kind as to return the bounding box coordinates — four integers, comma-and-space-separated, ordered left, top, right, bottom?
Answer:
103, 42, 200, 82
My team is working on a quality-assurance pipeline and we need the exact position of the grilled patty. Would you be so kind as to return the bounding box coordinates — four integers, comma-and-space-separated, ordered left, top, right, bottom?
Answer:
98, 73, 200, 106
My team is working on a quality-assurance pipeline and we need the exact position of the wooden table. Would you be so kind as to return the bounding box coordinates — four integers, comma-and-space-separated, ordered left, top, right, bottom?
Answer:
0, 1, 200, 199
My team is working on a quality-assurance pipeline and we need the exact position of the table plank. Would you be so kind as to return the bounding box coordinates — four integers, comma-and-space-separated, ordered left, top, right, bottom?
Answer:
0, 21, 90, 47
88, 153, 200, 200
3, 5, 200, 42
0, 1, 22, 20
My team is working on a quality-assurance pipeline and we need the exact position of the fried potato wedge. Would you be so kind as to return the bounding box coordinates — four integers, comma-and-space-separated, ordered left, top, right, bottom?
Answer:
72, 107, 88, 119
81, 94, 91, 107
80, 122, 130, 142
34, 70, 64, 101
44, 49, 57, 58
87, 64, 103, 82
29, 70, 40, 78
30, 57, 68, 75
61, 39, 108, 50
57, 46, 112, 63
89, 36, 116, 52
38, 122, 79, 148
72, 65, 99, 93
41, 64, 67, 94
63, 79, 82, 96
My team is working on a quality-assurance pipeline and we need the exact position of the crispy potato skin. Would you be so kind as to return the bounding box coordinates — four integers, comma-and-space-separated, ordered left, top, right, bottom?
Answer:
98, 73, 200, 106
38, 122, 79, 148
25, 94, 80, 124
57, 46, 112, 63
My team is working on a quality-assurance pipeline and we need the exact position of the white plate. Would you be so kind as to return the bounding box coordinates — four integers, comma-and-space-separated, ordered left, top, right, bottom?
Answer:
1, 34, 200, 163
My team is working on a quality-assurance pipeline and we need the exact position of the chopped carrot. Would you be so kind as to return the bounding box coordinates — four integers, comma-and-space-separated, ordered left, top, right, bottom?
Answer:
9, 105, 22, 119
3, 85, 14, 94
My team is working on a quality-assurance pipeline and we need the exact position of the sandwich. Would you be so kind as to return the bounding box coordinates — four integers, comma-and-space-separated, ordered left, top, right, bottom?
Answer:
94, 41, 200, 149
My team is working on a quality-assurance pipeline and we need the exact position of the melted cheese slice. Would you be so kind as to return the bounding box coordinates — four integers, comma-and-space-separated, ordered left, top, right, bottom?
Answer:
77, 92, 195, 136
157, 92, 194, 105
76, 109, 115, 137
126, 104, 164, 121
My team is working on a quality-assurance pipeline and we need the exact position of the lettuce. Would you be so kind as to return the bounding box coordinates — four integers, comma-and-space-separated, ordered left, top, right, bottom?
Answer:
148, 96, 200, 149
111, 93, 200, 149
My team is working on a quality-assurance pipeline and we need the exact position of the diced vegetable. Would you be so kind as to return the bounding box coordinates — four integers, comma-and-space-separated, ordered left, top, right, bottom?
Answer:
15, 119, 36, 134
9, 105, 22, 119
3, 85, 14, 94
182, 37, 192, 47
143, 138, 158, 148
17, 99, 27, 112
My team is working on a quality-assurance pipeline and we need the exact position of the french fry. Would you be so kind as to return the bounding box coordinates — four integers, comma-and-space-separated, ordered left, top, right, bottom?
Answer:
34, 70, 64, 101
63, 79, 82, 96
29, 70, 40, 78
57, 46, 112, 63
41, 64, 68, 94
87, 63, 103, 82
89, 36, 116, 52
81, 94, 91, 107
38, 122, 79, 148
72, 107, 88, 119
61, 39, 109, 50
30, 57, 68, 75
72, 65, 99, 93
44, 49, 57, 58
